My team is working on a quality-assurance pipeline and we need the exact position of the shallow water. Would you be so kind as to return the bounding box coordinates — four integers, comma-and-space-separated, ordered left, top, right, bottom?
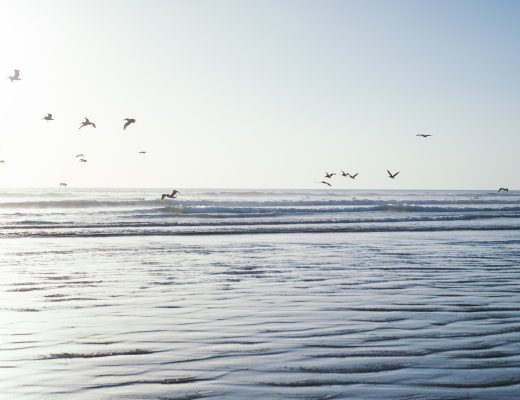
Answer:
1, 229, 520, 399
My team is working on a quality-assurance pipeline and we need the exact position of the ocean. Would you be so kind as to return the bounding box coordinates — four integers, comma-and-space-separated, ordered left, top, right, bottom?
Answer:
1, 188, 520, 399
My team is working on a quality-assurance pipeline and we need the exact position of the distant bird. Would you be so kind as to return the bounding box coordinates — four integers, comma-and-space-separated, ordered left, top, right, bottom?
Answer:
42, 113, 54, 121
138, 151, 146, 154
341, 170, 349, 177
123, 118, 136, 130
59, 183, 67, 188
0, 160, 4, 164
161, 189, 179, 200
75, 154, 85, 158
79, 158, 87, 163
498, 187, 509, 192
320, 181, 332, 187
324, 172, 335, 179
7, 69, 21, 82
387, 170, 400, 179
417, 134, 432, 138
348, 173, 359, 179
79, 118, 96, 129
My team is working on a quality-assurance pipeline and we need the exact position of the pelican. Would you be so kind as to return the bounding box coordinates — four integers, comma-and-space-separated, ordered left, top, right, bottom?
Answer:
42, 113, 54, 121
7, 69, 20, 82
324, 172, 335, 179
417, 134, 432, 138
498, 187, 509, 192
348, 173, 359, 179
75, 154, 85, 158
138, 151, 146, 154
387, 170, 400, 179
59, 183, 67, 188
161, 189, 179, 200
320, 181, 332, 187
79, 118, 96, 129
79, 158, 87, 163
123, 118, 136, 130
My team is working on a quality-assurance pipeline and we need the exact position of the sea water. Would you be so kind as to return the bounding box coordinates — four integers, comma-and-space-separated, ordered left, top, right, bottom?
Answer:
1, 188, 519, 399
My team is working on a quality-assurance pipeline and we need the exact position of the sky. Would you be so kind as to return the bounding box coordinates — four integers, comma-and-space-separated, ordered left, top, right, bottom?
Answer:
0, 0, 518, 189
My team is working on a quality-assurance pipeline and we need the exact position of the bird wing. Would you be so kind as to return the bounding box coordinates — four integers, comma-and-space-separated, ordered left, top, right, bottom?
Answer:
92, 123, 96, 128
394, 171, 400, 177
387, 170, 392, 176
123, 121, 131, 130
351, 173, 358, 178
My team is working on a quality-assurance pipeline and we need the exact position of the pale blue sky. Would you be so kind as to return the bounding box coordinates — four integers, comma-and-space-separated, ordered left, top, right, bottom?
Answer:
0, 0, 518, 189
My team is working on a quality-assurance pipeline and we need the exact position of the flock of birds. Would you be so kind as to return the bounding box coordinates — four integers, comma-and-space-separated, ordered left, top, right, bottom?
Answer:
5, 68, 511, 196
318, 134, 510, 193
5, 69, 161, 191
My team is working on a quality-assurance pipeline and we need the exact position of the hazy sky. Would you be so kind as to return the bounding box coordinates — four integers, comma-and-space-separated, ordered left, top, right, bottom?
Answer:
0, 0, 518, 189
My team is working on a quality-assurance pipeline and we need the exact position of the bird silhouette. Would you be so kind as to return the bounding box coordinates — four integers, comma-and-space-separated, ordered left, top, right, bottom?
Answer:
387, 170, 400, 179
79, 159, 88, 163
324, 172, 335, 179
320, 181, 332, 187
498, 187, 509, 192
348, 173, 359, 179
59, 183, 67, 188
161, 190, 179, 200
138, 151, 147, 154
340, 170, 349, 177
123, 118, 136, 130
75, 154, 85, 158
42, 113, 54, 121
416, 134, 432, 138
79, 118, 96, 129
7, 69, 20, 82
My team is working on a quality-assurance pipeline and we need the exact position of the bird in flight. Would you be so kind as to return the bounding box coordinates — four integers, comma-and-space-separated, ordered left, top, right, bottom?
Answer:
161, 189, 179, 200
387, 170, 400, 179
79, 158, 88, 163
320, 181, 332, 187
498, 187, 509, 192
7, 69, 21, 82
123, 118, 136, 130
416, 134, 432, 138
138, 151, 147, 154
341, 171, 349, 177
324, 172, 335, 179
42, 113, 54, 121
79, 118, 96, 129
0, 160, 4, 164
75, 154, 85, 158
348, 173, 359, 179
59, 183, 67, 188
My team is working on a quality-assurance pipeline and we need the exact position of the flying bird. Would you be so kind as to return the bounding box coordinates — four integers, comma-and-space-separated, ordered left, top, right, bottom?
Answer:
0, 160, 4, 164
75, 154, 85, 158
123, 118, 136, 130
59, 183, 67, 188
387, 170, 400, 179
320, 181, 332, 187
79, 158, 88, 163
498, 187, 509, 192
42, 113, 54, 121
324, 172, 335, 179
7, 69, 21, 82
341, 171, 349, 177
417, 134, 432, 138
79, 118, 96, 129
138, 151, 147, 154
161, 189, 179, 200
348, 173, 359, 179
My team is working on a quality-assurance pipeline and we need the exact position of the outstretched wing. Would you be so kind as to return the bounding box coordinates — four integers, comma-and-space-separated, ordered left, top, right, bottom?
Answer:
91, 123, 96, 128
123, 120, 131, 130
387, 170, 392, 177
394, 171, 400, 177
